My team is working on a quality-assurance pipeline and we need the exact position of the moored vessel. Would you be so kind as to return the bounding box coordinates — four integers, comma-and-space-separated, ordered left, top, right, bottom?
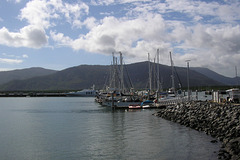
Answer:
66, 85, 97, 97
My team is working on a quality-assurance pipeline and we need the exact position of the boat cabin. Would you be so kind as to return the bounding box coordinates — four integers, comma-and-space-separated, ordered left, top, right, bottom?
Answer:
226, 88, 240, 103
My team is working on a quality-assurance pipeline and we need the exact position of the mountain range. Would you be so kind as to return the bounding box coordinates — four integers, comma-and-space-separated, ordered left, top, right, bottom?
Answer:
191, 67, 239, 86
0, 61, 238, 91
0, 67, 57, 85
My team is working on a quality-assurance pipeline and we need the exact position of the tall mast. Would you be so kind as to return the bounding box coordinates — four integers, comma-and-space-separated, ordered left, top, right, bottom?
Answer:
186, 60, 191, 101
153, 58, 156, 90
157, 49, 160, 92
170, 51, 175, 93
148, 53, 152, 92
119, 52, 124, 92
236, 66, 239, 87
112, 52, 116, 90
115, 55, 118, 90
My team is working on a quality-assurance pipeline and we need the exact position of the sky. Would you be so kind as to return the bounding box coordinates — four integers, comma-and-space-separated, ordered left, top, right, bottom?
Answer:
0, 0, 240, 77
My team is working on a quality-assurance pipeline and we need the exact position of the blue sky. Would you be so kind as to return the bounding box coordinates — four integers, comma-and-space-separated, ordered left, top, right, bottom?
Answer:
0, 0, 240, 77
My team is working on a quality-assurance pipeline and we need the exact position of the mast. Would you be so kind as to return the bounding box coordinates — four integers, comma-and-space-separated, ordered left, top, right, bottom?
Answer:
119, 52, 124, 92
115, 55, 119, 91
112, 52, 116, 90
148, 53, 152, 92
153, 57, 156, 90
170, 52, 175, 94
157, 49, 160, 92
235, 66, 239, 87
156, 49, 160, 102
186, 60, 191, 101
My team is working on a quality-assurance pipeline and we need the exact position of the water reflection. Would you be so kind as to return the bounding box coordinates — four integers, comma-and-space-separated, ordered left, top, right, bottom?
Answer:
0, 97, 220, 160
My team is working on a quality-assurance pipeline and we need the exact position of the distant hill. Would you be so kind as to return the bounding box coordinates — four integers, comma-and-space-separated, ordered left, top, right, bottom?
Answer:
0, 62, 223, 91
0, 67, 57, 85
0, 65, 109, 91
191, 67, 240, 86
123, 62, 222, 89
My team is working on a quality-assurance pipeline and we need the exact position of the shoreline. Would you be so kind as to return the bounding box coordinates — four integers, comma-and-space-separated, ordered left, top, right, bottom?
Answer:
153, 101, 240, 160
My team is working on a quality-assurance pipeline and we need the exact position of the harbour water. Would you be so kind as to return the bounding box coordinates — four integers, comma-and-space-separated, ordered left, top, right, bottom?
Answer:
0, 97, 220, 160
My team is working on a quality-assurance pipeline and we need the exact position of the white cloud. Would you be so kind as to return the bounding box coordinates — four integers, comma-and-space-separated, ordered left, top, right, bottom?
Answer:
64, 2, 89, 28
51, 13, 168, 59
19, 0, 89, 29
1, 0, 90, 49
7, 0, 21, 3
185, 24, 240, 55
170, 24, 240, 76
50, 31, 73, 46
22, 54, 28, 58
91, 0, 115, 5
0, 58, 23, 64
0, 53, 27, 65
126, 0, 240, 24
217, 1, 240, 23
2, 53, 16, 58
83, 17, 98, 30
49, 1, 240, 76
0, 68, 14, 71
0, 25, 48, 48
2, 53, 28, 59
19, 0, 56, 29
92, 0, 152, 5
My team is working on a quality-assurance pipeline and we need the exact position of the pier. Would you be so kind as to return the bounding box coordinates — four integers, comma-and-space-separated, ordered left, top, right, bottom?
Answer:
155, 96, 188, 107
0, 92, 66, 97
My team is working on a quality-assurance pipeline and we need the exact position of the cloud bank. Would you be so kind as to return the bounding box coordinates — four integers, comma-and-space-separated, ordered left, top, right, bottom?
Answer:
1, 0, 240, 76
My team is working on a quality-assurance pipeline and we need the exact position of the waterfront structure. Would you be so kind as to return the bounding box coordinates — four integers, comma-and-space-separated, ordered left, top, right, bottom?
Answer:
212, 88, 240, 103
66, 85, 97, 97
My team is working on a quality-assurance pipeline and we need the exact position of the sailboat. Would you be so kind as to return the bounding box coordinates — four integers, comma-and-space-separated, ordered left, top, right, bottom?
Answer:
154, 51, 188, 106
96, 52, 142, 108
168, 51, 176, 97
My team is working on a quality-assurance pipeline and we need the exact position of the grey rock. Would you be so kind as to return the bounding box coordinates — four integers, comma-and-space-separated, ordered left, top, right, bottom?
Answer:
154, 101, 240, 159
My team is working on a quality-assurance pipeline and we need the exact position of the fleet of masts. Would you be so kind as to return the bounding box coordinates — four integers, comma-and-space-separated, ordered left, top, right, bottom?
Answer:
95, 50, 189, 109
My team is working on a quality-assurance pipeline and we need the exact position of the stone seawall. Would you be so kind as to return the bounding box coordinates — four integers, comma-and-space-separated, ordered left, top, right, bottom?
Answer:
154, 101, 240, 160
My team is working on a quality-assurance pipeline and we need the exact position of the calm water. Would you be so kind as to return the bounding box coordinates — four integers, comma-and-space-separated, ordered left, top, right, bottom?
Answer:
0, 97, 220, 160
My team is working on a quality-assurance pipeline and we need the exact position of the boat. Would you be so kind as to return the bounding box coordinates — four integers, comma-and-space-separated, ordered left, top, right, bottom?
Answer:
167, 87, 176, 97
128, 104, 141, 109
96, 52, 144, 108
141, 100, 153, 108
226, 88, 240, 103
153, 51, 188, 106
66, 85, 97, 97
101, 95, 142, 108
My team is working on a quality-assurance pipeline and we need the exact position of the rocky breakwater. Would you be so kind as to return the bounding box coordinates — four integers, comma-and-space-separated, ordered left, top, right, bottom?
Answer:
154, 101, 240, 160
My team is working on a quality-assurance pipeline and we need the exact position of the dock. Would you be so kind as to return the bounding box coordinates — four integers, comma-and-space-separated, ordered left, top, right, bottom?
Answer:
0, 92, 66, 97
